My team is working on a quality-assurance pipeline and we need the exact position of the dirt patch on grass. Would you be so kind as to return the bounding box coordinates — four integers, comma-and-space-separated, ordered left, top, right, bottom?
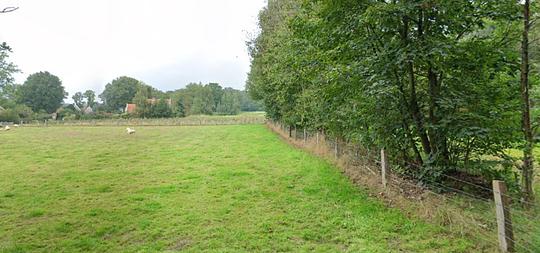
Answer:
168, 238, 192, 251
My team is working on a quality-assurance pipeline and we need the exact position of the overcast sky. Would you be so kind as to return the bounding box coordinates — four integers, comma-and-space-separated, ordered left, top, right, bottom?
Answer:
0, 0, 266, 99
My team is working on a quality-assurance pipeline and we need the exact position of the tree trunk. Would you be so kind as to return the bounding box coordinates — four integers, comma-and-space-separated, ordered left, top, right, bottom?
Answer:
396, 69, 424, 166
409, 62, 432, 155
401, 16, 432, 156
427, 66, 450, 166
520, 0, 535, 205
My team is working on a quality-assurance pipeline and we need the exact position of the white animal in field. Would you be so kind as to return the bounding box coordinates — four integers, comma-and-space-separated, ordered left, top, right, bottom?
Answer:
13, 124, 19, 127
126, 127, 136, 135
4, 125, 10, 131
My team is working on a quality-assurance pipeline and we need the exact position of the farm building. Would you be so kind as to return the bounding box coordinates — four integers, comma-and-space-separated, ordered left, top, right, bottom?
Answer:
125, 98, 172, 114
125, 103, 137, 114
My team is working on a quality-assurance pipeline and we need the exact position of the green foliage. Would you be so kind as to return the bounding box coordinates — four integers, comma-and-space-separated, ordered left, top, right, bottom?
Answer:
216, 88, 241, 115
174, 98, 185, 117
12, 104, 33, 120
150, 99, 173, 118
132, 85, 153, 118
56, 105, 78, 120
83, 90, 96, 108
0, 108, 19, 122
0, 42, 19, 94
189, 84, 214, 115
132, 84, 173, 118
171, 83, 254, 116
16, 71, 67, 114
248, 0, 525, 183
239, 91, 264, 112
72, 92, 84, 109
531, 1, 540, 73
206, 82, 223, 112
99, 76, 140, 112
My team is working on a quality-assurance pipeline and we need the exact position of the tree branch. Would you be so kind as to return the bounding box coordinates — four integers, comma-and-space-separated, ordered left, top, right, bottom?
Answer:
0, 7, 18, 13
455, 16, 481, 41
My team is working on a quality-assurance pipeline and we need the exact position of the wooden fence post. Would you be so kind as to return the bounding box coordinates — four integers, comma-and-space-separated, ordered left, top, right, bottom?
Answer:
493, 180, 514, 253
288, 126, 292, 138
316, 131, 319, 145
303, 128, 307, 144
380, 149, 388, 188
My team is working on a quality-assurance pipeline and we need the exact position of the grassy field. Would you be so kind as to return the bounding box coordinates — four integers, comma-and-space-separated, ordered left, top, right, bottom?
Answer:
0, 125, 471, 252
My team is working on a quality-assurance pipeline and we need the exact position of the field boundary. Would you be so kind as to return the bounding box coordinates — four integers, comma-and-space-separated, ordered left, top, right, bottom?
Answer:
267, 121, 539, 252
18, 116, 266, 127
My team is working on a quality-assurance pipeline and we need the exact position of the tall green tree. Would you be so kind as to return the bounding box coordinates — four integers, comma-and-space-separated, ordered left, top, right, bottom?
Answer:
172, 83, 250, 116
72, 92, 84, 108
99, 76, 140, 112
132, 85, 152, 118
206, 83, 223, 111
239, 91, 263, 112
16, 71, 67, 113
0, 43, 18, 94
186, 83, 214, 115
217, 88, 241, 115
84, 90, 96, 108
151, 98, 173, 118
0, 42, 19, 108
175, 97, 185, 117
520, 0, 535, 204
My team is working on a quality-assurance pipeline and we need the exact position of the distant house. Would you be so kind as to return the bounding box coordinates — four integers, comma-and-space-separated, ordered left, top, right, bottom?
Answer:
125, 98, 172, 114
72, 103, 94, 115
125, 104, 137, 114
83, 106, 94, 114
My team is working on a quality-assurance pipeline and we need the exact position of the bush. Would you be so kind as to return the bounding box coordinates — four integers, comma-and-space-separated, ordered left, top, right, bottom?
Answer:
56, 106, 79, 120
149, 99, 173, 118
0, 109, 20, 123
13, 104, 33, 120
32, 110, 52, 121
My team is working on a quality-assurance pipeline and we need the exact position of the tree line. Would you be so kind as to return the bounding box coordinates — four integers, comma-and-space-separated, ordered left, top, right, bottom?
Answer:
248, 0, 539, 200
0, 70, 262, 122
99, 76, 262, 118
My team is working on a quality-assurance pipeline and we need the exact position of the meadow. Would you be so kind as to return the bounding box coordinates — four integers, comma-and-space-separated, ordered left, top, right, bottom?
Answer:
0, 125, 471, 252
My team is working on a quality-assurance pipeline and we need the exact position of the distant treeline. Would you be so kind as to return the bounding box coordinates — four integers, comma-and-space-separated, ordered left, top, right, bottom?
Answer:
166, 82, 264, 117
0, 70, 262, 122
98, 76, 263, 118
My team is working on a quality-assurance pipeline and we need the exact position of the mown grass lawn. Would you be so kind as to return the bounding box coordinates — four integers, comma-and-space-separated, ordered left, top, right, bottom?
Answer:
0, 125, 470, 252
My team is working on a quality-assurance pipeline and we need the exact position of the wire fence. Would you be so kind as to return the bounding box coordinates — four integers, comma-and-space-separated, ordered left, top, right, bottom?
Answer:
268, 121, 539, 253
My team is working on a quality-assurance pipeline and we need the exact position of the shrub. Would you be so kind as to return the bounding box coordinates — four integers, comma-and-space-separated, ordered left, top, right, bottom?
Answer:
0, 109, 20, 122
